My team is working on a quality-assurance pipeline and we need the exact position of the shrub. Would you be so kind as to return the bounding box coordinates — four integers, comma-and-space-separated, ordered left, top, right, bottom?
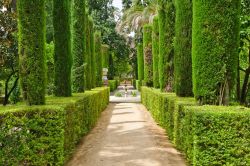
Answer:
141, 87, 250, 165
158, 0, 175, 92
0, 87, 109, 165
90, 19, 96, 88
108, 80, 118, 92
152, 16, 160, 89
72, 0, 86, 92
136, 80, 142, 91
143, 24, 153, 87
137, 43, 144, 81
17, 0, 46, 105
174, 0, 193, 97
53, 0, 72, 97
192, 0, 240, 104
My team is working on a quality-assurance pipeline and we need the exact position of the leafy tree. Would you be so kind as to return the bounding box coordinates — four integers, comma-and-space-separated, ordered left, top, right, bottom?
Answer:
238, 0, 250, 104
0, 0, 19, 105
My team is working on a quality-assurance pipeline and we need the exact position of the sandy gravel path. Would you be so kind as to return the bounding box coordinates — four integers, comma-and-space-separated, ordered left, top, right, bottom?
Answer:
66, 103, 187, 166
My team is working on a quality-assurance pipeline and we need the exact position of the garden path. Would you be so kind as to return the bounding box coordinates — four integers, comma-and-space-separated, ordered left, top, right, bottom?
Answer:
66, 103, 186, 166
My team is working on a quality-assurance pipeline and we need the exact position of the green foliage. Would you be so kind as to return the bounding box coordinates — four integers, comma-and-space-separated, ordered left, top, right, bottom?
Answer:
152, 16, 159, 89
17, 0, 46, 105
180, 106, 250, 165
174, 0, 193, 97
102, 44, 110, 68
72, 0, 86, 93
115, 91, 122, 97
85, 15, 92, 90
136, 80, 142, 91
137, 43, 144, 81
108, 80, 118, 92
94, 31, 103, 87
90, 18, 96, 88
0, 87, 109, 165
143, 24, 153, 87
45, 42, 55, 95
45, 0, 54, 43
141, 86, 250, 165
53, 0, 72, 97
158, 0, 175, 92
192, 0, 240, 104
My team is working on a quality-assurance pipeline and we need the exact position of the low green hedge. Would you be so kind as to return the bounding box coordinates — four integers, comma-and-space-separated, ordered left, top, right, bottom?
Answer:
141, 86, 250, 165
108, 80, 118, 92
136, 80, 142, 91
0, 87, 109, 165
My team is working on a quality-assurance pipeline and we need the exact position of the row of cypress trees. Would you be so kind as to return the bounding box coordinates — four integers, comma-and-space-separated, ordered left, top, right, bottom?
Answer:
137, 0, 240, 105
17, 0, 108, 105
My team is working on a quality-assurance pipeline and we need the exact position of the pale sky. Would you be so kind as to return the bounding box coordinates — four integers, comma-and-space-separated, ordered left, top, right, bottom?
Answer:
112, 0, 123, 11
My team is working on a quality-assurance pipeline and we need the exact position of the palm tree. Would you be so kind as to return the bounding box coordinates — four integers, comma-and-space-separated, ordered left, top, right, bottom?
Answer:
116, 0, 158, 36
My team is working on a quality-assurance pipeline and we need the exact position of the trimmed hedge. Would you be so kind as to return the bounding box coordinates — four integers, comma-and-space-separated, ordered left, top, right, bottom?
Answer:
136, 80, 142, 91
17, 0, 46, 105
192, 0, 240, 104
0, 87, 109, 165
174, 0, 193, 97
71, 0, 86, 93
108, 80, 118, 92
152, 16, 160, 89
137, 43, 144, 87
141, 86, 250, 165
94, 31, 103, 87
53, 0, 72, 97
158, 0, 175, 92
143, 24, 153, 87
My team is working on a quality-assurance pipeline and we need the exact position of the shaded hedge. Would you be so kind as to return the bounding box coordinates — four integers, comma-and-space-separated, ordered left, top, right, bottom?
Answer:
192, 0, 240, 104
137, 43, 144, 83
143, 24, 153, 87
152, 16, 160, 89
141, 86, 250, 165
17, 0, 46, 105
53, 0, 72, 97
174, 0, 193, 97
94, 31, 103, 87
0, 87, 109, 165
71, 0, 86, 92
158, 0, 175, 92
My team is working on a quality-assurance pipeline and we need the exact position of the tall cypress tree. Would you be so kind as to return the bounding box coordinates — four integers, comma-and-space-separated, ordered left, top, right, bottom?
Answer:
192, 0, 240, 105
53, 0, 72, 96
143, 24, 153, 87
174, 0, 193, 97
94, 31, 103, 87
17, 0, 46, 105
158, 0, 175, 92
85, 15, 92, 90
101, 45, 110, 68
152, 16, 160, 89
137, 43, 144, 82
72, 0, 85, 92
89, 18, 96, 88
